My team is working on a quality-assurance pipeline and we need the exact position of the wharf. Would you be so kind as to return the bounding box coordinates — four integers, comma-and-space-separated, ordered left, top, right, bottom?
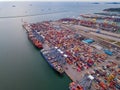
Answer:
63, 55, 119, 81
22, 21, 120, 90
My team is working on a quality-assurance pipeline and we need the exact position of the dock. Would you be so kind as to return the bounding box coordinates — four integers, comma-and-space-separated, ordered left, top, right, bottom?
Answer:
22, 19, 120, 90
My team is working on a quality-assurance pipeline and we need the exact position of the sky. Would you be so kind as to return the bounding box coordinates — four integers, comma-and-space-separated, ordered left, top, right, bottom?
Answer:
0, 0, 120, 2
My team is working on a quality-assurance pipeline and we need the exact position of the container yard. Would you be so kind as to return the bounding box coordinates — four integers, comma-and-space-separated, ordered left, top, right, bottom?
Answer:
23, 17, 120, 90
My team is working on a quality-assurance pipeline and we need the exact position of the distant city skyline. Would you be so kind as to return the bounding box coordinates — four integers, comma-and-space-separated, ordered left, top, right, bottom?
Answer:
0, 0, 120, 2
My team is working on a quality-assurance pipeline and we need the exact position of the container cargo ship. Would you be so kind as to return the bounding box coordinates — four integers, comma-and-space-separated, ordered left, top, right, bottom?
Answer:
28, 32, 43, 49
22, 23, 43, 49
40, 48, 64, 74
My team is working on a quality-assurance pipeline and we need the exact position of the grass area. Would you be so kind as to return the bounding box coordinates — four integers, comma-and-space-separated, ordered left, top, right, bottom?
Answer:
96, 35, 120, 46
115, 42, 120, 46
107, 39, 116, 43
96, 36, 116, 43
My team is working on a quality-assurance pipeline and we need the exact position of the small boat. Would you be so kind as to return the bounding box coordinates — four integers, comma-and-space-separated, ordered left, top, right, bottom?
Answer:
48, 8, 51, 10
41, 9, 44, 11
40, 49, 64, 74
12, 5, 16, 7
29, 4, 32, 6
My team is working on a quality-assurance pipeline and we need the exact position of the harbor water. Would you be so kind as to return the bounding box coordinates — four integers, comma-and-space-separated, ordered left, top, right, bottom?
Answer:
0, 2, 119, 90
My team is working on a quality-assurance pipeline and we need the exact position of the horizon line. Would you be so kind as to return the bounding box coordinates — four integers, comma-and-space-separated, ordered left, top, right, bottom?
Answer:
0, 0, 120, 2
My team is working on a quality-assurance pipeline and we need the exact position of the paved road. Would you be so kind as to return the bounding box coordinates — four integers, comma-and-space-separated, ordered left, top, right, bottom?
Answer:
89, 32, 120, 42
71, 25, 120, 42
74, 25, 120, 38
